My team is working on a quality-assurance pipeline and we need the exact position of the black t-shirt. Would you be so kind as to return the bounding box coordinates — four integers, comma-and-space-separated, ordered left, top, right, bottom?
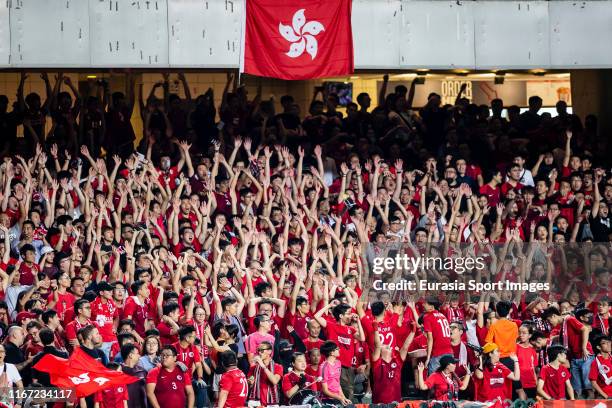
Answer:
590, 215, 611, 241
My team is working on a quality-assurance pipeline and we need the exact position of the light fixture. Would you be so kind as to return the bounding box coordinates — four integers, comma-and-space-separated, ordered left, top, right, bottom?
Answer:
531, 69, 547, 76
86, 75, 97, 79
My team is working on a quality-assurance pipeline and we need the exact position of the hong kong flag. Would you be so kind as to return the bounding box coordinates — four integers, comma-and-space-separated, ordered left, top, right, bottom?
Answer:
33, 347, 138, 397
243, 0, 354, 80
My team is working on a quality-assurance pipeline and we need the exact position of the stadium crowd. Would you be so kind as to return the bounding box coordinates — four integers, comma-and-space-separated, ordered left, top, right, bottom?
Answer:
0, 71, 609, 408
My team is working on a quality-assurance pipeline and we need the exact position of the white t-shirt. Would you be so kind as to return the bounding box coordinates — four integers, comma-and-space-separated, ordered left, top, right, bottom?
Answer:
0, 362, 22, 386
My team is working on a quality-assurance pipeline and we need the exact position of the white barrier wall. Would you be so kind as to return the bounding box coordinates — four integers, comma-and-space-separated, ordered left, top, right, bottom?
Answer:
2, 1, 612, 70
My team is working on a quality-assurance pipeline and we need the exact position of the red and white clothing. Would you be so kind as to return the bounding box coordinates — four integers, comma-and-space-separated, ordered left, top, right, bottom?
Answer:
559, 316, 593, 359
90, 297, 118, 343
122, 296, 156, 337
589, 354, 612, 397
324, 318, 356, 368
425, 371, 461, 401
478, 362, 512, 404
173, 341, 202, 372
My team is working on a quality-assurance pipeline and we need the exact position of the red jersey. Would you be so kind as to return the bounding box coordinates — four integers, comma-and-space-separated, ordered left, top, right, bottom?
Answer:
65, 318, 95, 344
516, 344, 538, 389
47, 291, 75, 322
157, 321, 179, 345
146, 366, 191, 408
303, 338, 324, 352
173, 341, 201, 372
122, 296, 155, 337
539, 363, 571, 399
287, 311, 313, 340
324, 318, 355, 368
18, 262, 39, 285
589, 355, 612, 397
371, 354, 403, 404
478, 362, 512, 403
425, 371, 460, 401
560, 316, 592, 359
219, 367, 248, 408
90, 297, 118, 342
361, 314, 398, 351
422, 311, 453, 357
94, 384, 128, 408
479, 184, 501, 206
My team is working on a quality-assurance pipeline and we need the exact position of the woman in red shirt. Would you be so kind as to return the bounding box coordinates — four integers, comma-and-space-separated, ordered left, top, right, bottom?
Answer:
416, 355, 470, 401
474, 343, 521, 407
516, 324, 538, 400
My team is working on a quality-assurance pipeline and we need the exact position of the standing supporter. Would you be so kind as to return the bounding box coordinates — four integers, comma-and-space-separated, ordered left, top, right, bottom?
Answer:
146, 345, 195, 408
537, 345, 575, 400
416, 356, 471, 402
422, 297, 454, 374
370, 322, 415, 403
90, 281, 118, 359
173, 325, 210, 408
589, 335, 612, 399
474, 343, 520, 406
123, 280, 155, 341
120, 344, 148, 408
246, 340, 283, 406
282, 352, 319, 403
218, 350, 248, 408
93, 362, 129, 408
515, 324, 539, 400
319, 340, 352, 406
314, 300, 365, 401
543, 307, 594, 398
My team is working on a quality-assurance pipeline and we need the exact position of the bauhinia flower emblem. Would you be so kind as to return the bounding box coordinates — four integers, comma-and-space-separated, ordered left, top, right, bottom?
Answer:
278, 9, 325, 60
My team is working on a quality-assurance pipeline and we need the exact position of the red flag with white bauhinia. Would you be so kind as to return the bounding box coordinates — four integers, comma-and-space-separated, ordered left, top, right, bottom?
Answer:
243, 0, 354, 80
33, 347, 138, 397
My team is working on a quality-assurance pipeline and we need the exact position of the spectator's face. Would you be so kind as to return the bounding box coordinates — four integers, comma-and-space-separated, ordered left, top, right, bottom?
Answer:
600, 203, 609, 217
536, 181, 548, 195
308, 321, 321, 337
444, 168, 457, 180
23, 223, 33, 238
79, 302, 91, 318
160, 156, 171, 170
24, 250, 35, 263
456, 160, 467, 174
509, 167, 521, 181
72, 280, 85, 297
570, 156, 581, 170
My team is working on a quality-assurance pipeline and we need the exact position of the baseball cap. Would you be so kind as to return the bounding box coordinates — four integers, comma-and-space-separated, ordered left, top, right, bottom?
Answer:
482, 343, 498, 354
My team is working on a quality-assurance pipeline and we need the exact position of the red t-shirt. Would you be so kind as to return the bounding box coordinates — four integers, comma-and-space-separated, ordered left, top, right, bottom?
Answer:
539, 364, 571, 399
48, 291, 76, 322
361, 314, 398, 351
286, 311, 313, 340
589, 355, 612, 397
146, 366, 191, 408
479, 362, 512, 403
324, 318, 355, 368
303, 338, 324, 352
479, 184, 501, 206
90, 297, 118, 342
219, 367, 248, 408
516, 344, 538, 389
173, 341, 202, 372
65, 318, 95, 344
422, 311, 453, 357
157, 321, 179, 346
94, 385, 128, 408
425, 371, 460, 401
560, 316, 592, 359
371, 354, 403, 404
18, 262, 39, 285
122, 296, 156, 337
